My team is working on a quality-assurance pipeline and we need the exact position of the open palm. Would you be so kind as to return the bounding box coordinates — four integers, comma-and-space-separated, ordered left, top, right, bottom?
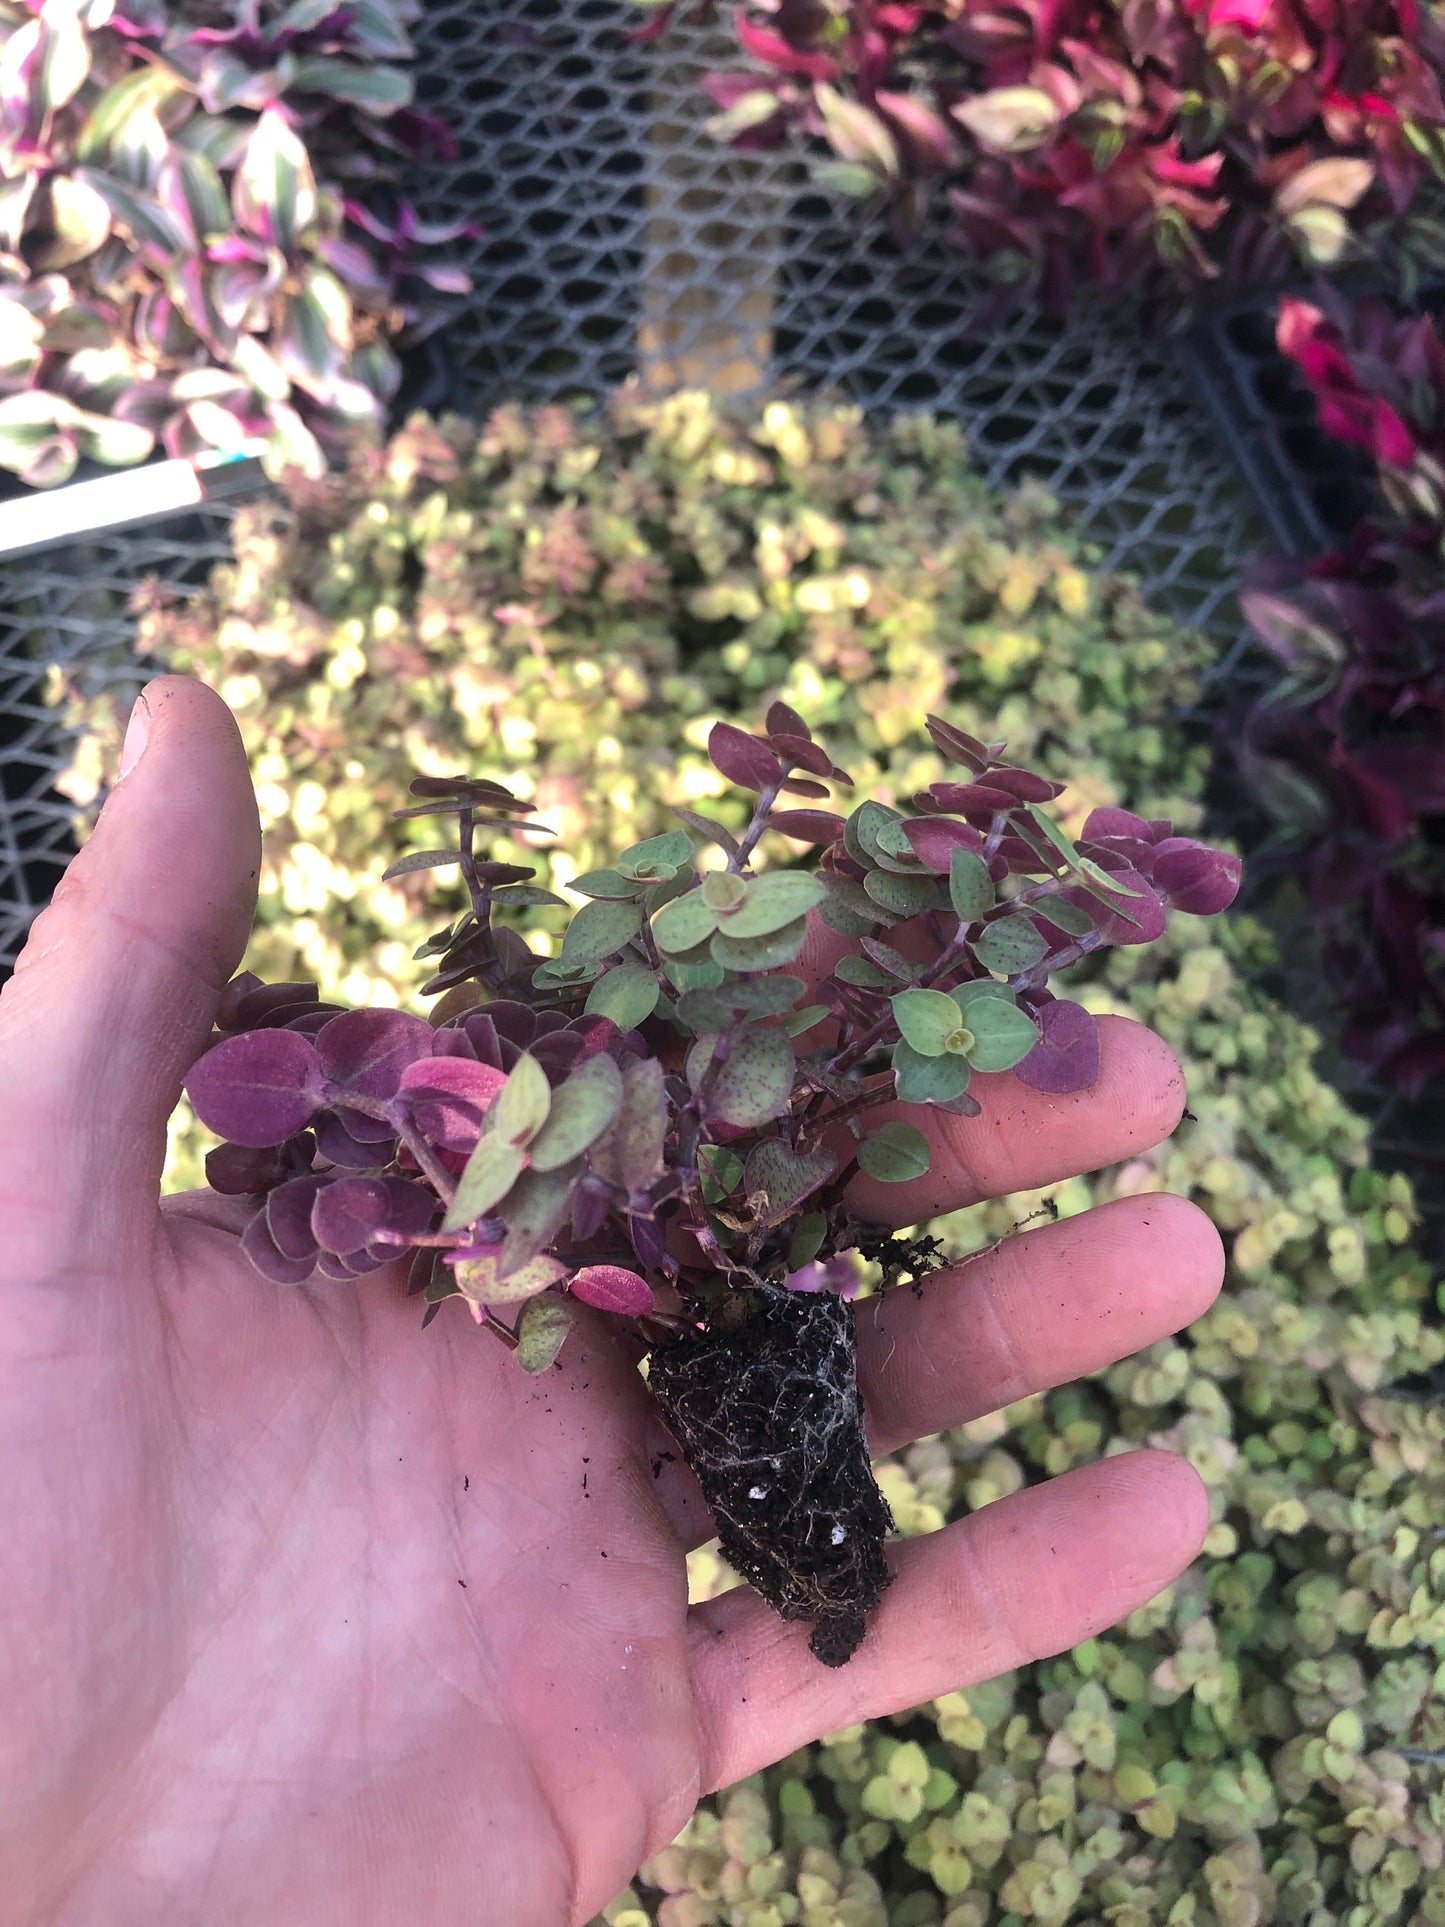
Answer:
0, 679, 1223, 1927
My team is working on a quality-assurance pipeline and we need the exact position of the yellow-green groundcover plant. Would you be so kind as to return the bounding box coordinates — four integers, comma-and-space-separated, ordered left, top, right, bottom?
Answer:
59, 394, 1444, 1927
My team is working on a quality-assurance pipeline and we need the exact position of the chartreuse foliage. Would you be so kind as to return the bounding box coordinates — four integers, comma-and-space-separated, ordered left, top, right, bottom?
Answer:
57, 394, 1445, 1921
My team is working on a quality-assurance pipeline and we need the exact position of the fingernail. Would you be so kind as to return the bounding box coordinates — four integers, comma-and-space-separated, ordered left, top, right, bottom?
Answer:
119, 693, 151, 780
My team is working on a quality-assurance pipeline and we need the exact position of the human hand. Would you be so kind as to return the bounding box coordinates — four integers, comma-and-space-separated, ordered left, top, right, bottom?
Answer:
0, 677, 1223, 1927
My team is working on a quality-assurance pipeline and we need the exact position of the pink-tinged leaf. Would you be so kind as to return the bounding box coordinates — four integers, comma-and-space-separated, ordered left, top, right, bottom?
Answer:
316, 1007, 434, 1100
766, 809, 846, 843
568, 1264, 656, 1316
925, 715, 993, 772
985, 766, 1065, 803
875, 89, 957, 172
1080, 807, 1157, 842
241, 1207, 317, 1285
186, 1028, 323, 1147
1152, 840, 1242, 915
736, 14, 837, 78
708, 721, 783, 792
768, 733, 834, 777
399, 1054, 507, 1151
1015, 999, 1101, 1093
1075, 869, 1168, 945
234, 108, 316, 251
266, 1175, 326, 1261
903, 814, 986, 871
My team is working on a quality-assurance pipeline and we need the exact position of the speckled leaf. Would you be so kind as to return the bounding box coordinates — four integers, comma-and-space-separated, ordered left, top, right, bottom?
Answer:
719, 870, 827, 938
744, 1139, 835, 1221
960, 995, 1039, 1072
453, 1243, 567, 1305
528, 1053, 623, 1171
492, 1051, 551, 1147
696, 1025, 794, 1128
497, 1165, 578, 1277
652, 888, 719, 955
561, 896, 641, 963
892, 988, 964, 1056
974, 914, 1049, 974
858, 1121, 932, 1183
585, 965, 660, 1030
893, 1041, 973, 1105
864, 868, 943, 917
443, 1133, 525, 1231
569, 1264, 656, 1316
516, 1294, 573, 1371
949, 847, 995, 921
710, 915, 810, 971
589, 1057, 667, 1192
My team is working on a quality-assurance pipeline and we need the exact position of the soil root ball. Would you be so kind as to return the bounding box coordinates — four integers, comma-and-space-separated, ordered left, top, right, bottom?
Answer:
647, 1285, 894, 1665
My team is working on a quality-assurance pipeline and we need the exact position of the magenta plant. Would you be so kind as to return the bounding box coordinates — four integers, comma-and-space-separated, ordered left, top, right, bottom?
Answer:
665, 0, 1445, 309
0, 0, 469, 486
1242, 293, 1445, 1096
186, 706, 1239, 1663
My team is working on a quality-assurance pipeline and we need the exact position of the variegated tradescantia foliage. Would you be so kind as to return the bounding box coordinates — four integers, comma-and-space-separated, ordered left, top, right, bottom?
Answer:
0, 0, 469, 486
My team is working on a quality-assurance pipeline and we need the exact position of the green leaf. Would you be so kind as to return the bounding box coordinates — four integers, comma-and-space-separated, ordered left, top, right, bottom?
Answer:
527, 1054, 623, 1171
618, 830, 694, 878
453, 1247, 566, 1306
893, 1041, 973, 1105
516, 1294, 572, 1372
835, 954, 895, 987
585, 965, 660, 1030
951, 979, 1016, 1009
698, 1142, 745, 1203
720, 869, 827, 938
744, 1138, 835, 1222
974, 914, 1049, 975
590, 1057, 667, 1192
1077, 857, 1148, 897
788, 1211, 827, 1269
697, 1026, 795, 1129
710, 915, 809, 971
444, 1134, 526, 1231
561, 897, 642, 964
784, 1002, 830, 1036
864, 868, 942, 917
490, 884, 568, 908
1023, 802, 1080, 866
847, 799, 905, 867
382, 847, 460, 880
497, 1165, 577, 1277
662, 954, 726, 993
819, 874, 888, 937
1037, 893, 1097, 937
493, 1052, 551, 1147
570, 868, 644, 899
652, 888, 719, 955
949, 847, 995, 922
891, 988, 965, 1057
288, 54, 413, 112
960, 996, 1039, 1072
858, 1121, 932, 1183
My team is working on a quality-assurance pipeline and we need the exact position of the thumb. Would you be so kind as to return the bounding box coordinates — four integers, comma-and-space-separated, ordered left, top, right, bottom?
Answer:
0, 676, 259, 1263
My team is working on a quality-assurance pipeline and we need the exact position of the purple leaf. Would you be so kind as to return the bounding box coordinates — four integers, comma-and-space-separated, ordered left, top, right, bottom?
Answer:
568, 1264, 656, 1316
266, 1175, 326, 1262
629, 1212, 668, 1272
365, 1178, 438, 1253
708, 721, 783, 792
1074, 869, 1168, 945
316, 1007, 434, 1101
311, 1176, 391, 1254
241, 1207, 317, 1285
902, 814, 985, 872
204, 1138, 307, 1195
1080, 807, 1160, 843
767, 809, 846, 842
1015, 1000, 1102, 1094
1152, 840, 1242, 915
399, 1054, 506, 1151
186, 1028, 323, 1147
314, 1111, 392, 1167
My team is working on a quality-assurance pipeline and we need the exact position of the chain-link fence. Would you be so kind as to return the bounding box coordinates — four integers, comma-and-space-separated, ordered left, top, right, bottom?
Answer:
0, 0, 1275, 976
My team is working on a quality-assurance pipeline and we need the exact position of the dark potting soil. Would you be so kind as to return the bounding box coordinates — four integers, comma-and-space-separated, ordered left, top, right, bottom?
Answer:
646, 1284, 894, 1666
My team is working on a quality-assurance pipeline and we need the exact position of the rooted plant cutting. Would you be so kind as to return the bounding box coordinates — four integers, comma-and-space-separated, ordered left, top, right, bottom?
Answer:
184, 707, 1240, 1664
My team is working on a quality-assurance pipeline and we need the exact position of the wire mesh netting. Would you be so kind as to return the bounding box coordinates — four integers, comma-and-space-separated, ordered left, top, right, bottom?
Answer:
0, 0, 1273, 974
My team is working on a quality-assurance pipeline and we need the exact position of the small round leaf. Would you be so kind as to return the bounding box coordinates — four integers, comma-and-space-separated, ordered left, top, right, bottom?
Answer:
858, 1121, 932, 1183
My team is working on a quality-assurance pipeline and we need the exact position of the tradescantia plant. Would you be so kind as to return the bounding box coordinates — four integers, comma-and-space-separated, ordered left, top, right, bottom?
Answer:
1240, 293, 1445, 1099
184, 702, 1239, 1666
654, 0, 1445, 310
0, 0, 468, 487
